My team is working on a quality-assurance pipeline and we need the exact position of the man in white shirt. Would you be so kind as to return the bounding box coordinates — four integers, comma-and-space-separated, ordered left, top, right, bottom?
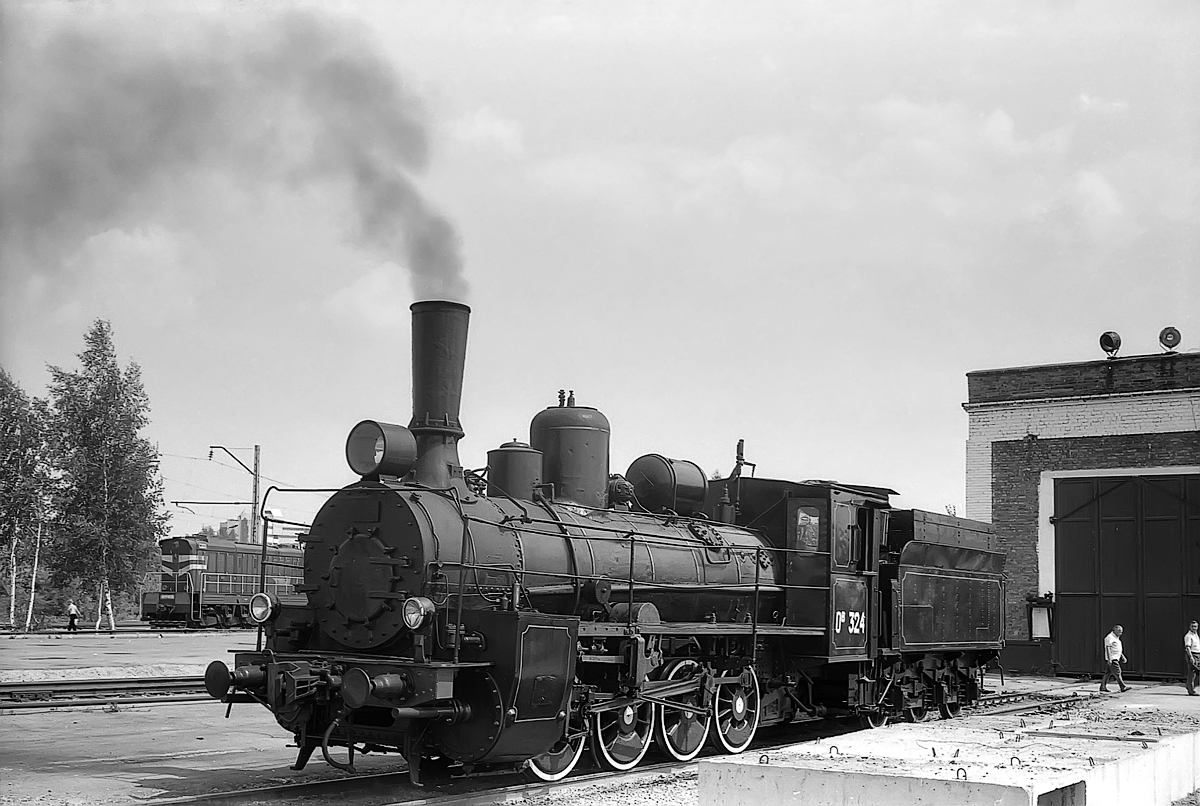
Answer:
1184, 621, 1200, 696
1100, 625, 1130, 693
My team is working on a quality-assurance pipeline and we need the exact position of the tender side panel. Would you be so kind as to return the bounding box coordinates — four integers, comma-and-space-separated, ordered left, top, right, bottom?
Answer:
889, 509, 997, 552
897, 566, 1004, 650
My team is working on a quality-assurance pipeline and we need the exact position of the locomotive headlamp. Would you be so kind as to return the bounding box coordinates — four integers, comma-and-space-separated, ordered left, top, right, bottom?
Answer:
346, 420, 418, 478
248, 592, 280, 624
401, 596, 437, 630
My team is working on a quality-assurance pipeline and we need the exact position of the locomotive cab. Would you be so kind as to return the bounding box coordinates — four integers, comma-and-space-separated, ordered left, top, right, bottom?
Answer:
703, 475, 892, 659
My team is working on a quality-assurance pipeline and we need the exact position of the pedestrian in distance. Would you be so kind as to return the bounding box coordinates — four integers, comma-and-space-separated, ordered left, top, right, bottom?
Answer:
1100, 624, 1130, 693
1185, 621, 1200, 696
67, 600, 80, 633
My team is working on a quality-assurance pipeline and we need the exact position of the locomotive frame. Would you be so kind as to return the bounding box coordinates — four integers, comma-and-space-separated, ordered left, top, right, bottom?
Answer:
205, 301, 1004, 782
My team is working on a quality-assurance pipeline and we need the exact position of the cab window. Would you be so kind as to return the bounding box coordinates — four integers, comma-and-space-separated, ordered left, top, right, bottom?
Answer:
833, 504, 853, 567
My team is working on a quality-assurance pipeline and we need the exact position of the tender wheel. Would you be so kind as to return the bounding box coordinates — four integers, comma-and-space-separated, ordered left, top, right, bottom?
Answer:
524, 729, 587, 782
709, 668, 760, 754
590, 701, 654, 771
859, 710, 889, 729
904, 705, 931, 723
938, 700, 962, 719
938, 674, 963, 719
652, 659, 711, 762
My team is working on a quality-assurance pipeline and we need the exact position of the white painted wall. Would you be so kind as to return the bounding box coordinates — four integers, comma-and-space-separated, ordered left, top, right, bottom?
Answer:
963, 390, 1200, 522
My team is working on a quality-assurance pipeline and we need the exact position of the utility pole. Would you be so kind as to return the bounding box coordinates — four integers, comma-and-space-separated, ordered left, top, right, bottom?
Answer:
252, 445, 261, 547
207, 443, 266, 652
209, 445, 262, 544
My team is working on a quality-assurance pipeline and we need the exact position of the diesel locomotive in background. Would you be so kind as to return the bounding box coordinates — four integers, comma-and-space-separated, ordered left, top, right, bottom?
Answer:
205, 300, 1004, 783
143, 535, 304, 628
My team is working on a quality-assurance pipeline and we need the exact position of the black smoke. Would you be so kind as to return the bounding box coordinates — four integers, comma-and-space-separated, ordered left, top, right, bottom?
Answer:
0, 4, 467, 336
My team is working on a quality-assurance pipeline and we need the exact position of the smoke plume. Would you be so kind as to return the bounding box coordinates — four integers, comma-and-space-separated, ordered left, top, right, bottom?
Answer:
0, 4, 467, 323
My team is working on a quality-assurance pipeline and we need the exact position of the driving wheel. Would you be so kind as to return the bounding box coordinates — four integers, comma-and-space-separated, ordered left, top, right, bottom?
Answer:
652, 659, 711, 762
590, 700, 654, 771
709, 668, 760, 754
524, 727, 587, 782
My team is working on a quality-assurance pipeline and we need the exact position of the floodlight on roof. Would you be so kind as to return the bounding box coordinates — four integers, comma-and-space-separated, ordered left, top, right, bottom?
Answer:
1099, 331, 1121, 359
1159, 327, 1181, 352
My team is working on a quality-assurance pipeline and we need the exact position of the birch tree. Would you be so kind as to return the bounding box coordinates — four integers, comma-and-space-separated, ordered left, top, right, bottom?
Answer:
0, 369, 48, 629
43, 320, 168, 628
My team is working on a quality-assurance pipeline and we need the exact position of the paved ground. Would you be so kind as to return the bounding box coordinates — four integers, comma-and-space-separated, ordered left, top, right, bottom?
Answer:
4, 632, 1200, 805
1, 631, 413, 804
1, 700, 413, 804
0, 630, 258, 681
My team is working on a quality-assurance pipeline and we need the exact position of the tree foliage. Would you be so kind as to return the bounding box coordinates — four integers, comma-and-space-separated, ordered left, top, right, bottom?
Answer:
43, 320, 168, 596
1, 368, 51, 626
0, 368, 47, 553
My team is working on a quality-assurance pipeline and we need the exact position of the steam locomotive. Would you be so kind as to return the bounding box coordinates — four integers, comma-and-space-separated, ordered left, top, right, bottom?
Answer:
205, 301, 1004, 783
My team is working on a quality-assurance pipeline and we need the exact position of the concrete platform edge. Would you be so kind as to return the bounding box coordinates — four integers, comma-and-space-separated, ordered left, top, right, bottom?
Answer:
698, 727, 1200, 806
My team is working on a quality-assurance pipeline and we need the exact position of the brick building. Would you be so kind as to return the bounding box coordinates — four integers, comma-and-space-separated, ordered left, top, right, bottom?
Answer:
963, 347, 1200, 677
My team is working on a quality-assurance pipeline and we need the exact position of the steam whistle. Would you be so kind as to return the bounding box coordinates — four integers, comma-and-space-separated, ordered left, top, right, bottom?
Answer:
730, 438, 756, 480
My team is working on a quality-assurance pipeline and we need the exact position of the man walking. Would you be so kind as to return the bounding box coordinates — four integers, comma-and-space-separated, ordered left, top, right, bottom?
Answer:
1185, 621, 1200, 696
1101, 624, 1130, 693
66, 601, 79, 633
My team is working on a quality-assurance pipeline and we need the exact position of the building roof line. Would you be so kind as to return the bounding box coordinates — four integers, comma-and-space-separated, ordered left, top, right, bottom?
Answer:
962, 386, 1200, 411
967, 351, 1200, 377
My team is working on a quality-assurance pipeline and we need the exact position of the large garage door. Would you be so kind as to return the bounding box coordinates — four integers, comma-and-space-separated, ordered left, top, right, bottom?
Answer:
1054, 474, 1200, 678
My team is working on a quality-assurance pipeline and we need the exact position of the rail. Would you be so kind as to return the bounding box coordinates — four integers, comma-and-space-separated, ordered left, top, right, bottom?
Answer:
0, 675, 208, 709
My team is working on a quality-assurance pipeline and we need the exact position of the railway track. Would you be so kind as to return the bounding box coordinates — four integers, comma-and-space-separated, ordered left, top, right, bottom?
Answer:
135, 747, 781, 806
127, 692, 1087, 806
0, 670, 1094, 717
0, 675, 208, 709
2, 627, 236, 636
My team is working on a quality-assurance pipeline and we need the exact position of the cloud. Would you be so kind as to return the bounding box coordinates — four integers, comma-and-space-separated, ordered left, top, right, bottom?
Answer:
1077, 94, 1129, 114
529, 96, 1076, 230
1013, 168, 1141, 255
22, 225, 196, 329
449, 106, 524, 156
864, 97, 1071, 171
1074, 170, 1124, 224
529, 136, 843, 220
324, 266, 410, 331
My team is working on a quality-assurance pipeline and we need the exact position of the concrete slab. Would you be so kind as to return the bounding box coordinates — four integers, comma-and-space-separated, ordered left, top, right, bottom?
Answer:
699, 676, 1200, 806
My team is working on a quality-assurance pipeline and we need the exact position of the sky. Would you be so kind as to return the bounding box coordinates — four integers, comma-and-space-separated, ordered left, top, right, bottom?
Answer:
1, 0, 1197, 537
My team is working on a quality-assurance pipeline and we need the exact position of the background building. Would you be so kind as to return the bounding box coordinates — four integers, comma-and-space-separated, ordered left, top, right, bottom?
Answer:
964, 339, 1200, 677
219, 508, 304, 549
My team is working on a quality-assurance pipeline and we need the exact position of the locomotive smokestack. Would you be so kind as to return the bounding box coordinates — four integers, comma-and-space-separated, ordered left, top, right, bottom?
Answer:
409, 300, 471, 490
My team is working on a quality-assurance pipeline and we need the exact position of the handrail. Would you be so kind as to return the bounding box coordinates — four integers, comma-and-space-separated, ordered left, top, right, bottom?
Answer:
752, 545, 762, 661
626, 532, 636, 630
449, 487, 474, 664
464, 511, 838, 557
435, 549, 835, 595
200, 572, 301, 596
